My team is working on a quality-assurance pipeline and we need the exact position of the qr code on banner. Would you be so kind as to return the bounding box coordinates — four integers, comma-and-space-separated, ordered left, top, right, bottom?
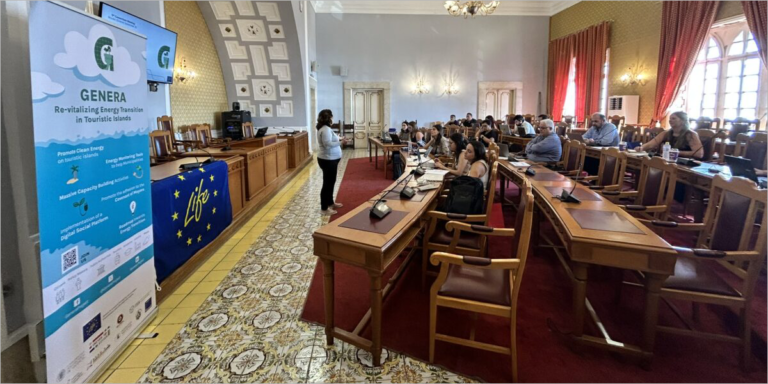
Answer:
61, 246, 79, 273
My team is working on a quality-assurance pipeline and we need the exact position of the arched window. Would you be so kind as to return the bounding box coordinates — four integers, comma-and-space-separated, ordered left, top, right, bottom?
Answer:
673, 37, 721, 119
724, 31, 761, 119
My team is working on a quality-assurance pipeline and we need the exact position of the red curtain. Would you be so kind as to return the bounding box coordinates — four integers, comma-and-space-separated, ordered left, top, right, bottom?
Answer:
743, 1, 767, 67
548, 35, 575, 121
574, 22, 611, 122
651, 1, 720, 124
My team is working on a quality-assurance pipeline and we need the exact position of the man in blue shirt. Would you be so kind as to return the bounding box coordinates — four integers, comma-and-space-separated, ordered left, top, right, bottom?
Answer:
583, 113, 619, 146
525, 119, 562, 163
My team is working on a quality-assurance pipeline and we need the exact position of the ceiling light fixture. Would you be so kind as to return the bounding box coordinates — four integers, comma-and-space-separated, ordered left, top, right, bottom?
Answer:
444, 1, 500, 18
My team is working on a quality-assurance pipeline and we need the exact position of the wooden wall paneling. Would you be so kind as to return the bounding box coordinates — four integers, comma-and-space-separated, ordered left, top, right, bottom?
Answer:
277, 140, 288, 176
264, 145, 278, 185
247, 148, 267, 200
227, 157, 246, 217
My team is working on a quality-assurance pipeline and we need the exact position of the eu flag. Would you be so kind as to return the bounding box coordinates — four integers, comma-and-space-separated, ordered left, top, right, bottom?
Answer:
151, 160, 232, 282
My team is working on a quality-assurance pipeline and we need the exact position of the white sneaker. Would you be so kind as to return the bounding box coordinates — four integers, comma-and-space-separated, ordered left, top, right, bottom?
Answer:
321, 208, 338, 215
332, 203, 344, 208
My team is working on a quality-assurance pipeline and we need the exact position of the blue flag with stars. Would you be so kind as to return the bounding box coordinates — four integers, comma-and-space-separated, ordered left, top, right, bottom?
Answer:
151, 160, 232, 282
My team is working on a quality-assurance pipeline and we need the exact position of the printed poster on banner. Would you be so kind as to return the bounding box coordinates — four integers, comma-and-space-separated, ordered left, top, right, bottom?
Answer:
28, 2, 156, 383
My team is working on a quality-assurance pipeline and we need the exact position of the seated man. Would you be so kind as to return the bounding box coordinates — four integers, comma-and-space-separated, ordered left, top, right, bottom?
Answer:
525, 119, 562, 163
474, 122, 498, 147
446, 114, 458, 126
512, 114, 535, 135
583, 113, 619, 146
462, 112, 477, 127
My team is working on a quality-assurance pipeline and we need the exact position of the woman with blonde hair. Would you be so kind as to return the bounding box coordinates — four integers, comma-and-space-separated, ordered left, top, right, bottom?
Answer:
639, 111, 704, 159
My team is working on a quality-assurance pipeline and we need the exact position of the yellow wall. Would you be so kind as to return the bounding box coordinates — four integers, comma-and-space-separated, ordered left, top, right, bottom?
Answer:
550, 1, 745, 125
550, 1, 663, 124
164, 1, 228, 130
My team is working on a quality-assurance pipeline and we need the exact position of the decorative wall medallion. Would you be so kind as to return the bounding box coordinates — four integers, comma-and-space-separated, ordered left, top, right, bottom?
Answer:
271, 63, 291, 81
267, 42, 288, 60
238, 100, 254, 114
236, 84, 250, 97
252, 79, 276, 101
231, 62, 251, 80
268, 25, 284, 39
234, 1, 255, 16
210, 2, 235, 20
256, 2, 281, 21
229, 349, 265, 375
162, 352, 202, 380
219, 24, 237, 38
248, 45, 270, 76
225, 41, 247, 60
260, 104, 273, 117
236, 19, 267, 42
276, 101, 293, 117
279, 84, 292, 97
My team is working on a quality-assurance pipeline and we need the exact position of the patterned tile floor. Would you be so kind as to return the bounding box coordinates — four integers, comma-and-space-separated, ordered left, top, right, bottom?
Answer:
96, 150, 473, 383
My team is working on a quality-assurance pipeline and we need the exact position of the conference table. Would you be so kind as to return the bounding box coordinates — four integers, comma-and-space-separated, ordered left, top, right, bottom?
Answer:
496, 159, 677, 368
368, 137, 407, 179
313, 150, 440, 366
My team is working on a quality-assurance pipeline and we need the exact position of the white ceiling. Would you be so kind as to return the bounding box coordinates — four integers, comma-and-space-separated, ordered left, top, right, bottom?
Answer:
311, 1, 579, 17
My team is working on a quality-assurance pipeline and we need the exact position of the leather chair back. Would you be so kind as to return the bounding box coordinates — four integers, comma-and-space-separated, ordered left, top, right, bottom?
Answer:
641, 127, 665, 144
739, 132, 768, 170
157, 115, 174, 132
562, 139, 586, 172
196, 124, 212, 148
620, 124, 642, 142
150, 130, 173, 158
555, 122, 568, 136
609, 115, 625, 130
597, 147, 627, 187
691, 116, 721, 130
523, 114, 535, 124
242, 122, 254, 139
637, 157, 677, 210
702, 176, 766, 256
695, 129, 725, 162
724, 117, 759, 141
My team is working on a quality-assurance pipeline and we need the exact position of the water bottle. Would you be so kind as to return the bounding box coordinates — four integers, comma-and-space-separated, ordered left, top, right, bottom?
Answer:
662, 142, 671, 161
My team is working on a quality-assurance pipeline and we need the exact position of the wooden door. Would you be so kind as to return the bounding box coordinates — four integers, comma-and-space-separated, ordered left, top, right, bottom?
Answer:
482, 89, 514, 119
352, 89, 384, 149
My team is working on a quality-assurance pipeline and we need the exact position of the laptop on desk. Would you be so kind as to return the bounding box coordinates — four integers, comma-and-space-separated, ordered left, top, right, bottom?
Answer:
389, 133, 402, 145
254, 127, 268, 138
725, 156, 767, 188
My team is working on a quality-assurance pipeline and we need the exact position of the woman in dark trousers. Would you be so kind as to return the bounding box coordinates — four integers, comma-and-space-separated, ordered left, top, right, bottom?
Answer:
316, 109, 346, 215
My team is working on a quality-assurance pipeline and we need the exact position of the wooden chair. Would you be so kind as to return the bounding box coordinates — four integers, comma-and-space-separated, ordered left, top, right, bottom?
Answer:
601, 156, 677, 220
578, 147, 627, 191
553, 139, 586, 176
562, 115, 576, 128
638, 175, 767, 370
641, 127, 665, 144
609, 115, 626, 130
157, 115, 184, 152
695, 129, 726, 162
724, 118, 760, 141
149, 130, 177, 163
691, 116, 721, 130
555, 122, 569, 137
523, 114, 535, 124
734, 132, 768, 170
422, 162, 500, 288
429, 178, 534, 382
242, 122, 255, 139
620, 124, 642, 143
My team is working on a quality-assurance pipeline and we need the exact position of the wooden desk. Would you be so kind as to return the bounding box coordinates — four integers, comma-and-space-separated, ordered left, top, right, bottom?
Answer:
313, 151, 441, 366
500, 135, 532, 151
181, 140, 288, 201
282, 132, 310, 168
228, 134, 278, 148
497, 160, 676, 367
150, 156, 246, 218
368, 137, 406, 179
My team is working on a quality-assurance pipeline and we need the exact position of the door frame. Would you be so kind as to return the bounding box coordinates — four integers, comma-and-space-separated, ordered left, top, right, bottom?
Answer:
343, 81, 391, 130
477, 81, 524, 118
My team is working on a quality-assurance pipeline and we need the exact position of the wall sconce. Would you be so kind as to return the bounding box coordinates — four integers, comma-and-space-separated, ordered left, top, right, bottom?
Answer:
411, 74, 430, 95
174, 57, 197, 84
441, 73, 460, 96
620, 64, 647, 86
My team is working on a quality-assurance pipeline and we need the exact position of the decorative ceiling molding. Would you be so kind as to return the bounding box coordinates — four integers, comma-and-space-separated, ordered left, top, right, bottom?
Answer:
311, 1, 579, 17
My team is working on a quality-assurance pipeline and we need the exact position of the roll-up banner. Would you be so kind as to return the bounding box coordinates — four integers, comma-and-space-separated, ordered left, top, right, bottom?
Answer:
28, 2, 156, 382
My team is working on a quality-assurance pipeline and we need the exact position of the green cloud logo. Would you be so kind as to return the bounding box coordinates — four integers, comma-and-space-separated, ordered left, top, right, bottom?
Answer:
158, 46, 171, 69
94, 37, 114, 71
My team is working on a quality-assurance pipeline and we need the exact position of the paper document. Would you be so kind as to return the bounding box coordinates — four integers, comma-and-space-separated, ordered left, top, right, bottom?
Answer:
511, 162, 531, 168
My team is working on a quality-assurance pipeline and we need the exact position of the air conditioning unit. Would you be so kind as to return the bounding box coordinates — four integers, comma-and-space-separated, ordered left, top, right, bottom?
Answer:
607, 95, 639, 125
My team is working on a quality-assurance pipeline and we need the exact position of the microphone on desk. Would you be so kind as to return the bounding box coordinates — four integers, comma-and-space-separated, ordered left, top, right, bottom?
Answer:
221, 138, 233, 151
410, 147, 433, 177
370, 174, 413, 219
556, 166, 584, 204
179, 148, 215, 171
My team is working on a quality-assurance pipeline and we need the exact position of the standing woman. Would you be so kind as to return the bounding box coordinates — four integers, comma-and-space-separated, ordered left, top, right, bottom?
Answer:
316, 109, 347, 215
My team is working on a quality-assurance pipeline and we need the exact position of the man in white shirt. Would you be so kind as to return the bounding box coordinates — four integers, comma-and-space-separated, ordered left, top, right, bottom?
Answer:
583, 113, 619, 146
512, 115, 536, 136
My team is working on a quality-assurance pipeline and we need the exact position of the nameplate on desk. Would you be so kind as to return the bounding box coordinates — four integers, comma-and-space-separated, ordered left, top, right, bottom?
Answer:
339, 209, 409, 234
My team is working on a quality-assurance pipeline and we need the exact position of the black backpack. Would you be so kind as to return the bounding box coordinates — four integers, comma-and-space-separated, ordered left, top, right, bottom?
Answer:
391, 153, 403, 179
442, 176, 485, 214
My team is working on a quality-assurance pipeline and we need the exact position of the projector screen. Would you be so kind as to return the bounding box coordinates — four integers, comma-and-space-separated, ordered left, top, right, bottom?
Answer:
99, 3, 178, 84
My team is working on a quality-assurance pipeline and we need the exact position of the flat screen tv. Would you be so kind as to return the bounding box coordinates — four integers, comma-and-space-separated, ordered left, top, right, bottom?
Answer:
99, 2, 178, 84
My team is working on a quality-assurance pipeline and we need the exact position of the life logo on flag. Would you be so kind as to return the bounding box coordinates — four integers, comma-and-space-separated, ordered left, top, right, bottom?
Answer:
152, 161, 232, 282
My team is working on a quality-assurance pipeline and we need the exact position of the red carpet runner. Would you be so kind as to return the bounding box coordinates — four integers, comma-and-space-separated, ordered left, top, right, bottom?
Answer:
302, 156, 767, 382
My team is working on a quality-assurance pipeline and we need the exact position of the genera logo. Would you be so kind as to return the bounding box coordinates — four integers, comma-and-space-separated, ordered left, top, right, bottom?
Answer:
94, 37, 114, 71
158, 46, 171, 69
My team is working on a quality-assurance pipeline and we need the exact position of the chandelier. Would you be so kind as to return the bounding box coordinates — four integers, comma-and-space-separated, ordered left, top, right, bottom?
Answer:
444, 1, 500, 18
412, 76, 430, 95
